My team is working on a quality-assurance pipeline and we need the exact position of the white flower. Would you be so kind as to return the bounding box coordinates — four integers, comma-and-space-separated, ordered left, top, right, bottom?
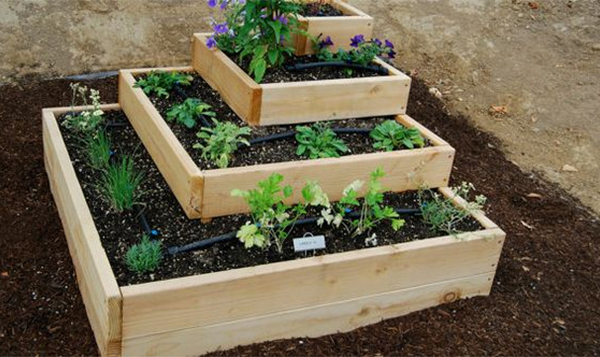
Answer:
365, 233, 378, 247
332, 214, 343, 228
343, 180, 364, 196
92, 110, 104, 117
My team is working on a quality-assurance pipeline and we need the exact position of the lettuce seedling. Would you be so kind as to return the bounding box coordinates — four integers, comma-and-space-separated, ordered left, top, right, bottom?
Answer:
134, 71, 192, 98
295, 122, 349, 159
167, 98, 216, 129
370, 120, 425, 151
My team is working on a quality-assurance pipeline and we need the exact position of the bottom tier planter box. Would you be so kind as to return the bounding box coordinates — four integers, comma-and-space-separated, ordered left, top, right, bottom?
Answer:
43, 104, 506, 356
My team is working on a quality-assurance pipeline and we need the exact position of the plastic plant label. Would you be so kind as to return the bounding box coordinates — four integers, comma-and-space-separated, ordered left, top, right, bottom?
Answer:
293, 233, 326, 252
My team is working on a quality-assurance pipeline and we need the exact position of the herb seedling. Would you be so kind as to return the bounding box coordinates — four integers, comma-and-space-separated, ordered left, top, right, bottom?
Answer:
370, 120, 425, 151
62, 83, 105, 133
134, 71, 193, 98
167, 98, 216, 129
193, 119, 251, 168
295, 123, 349, 159
232, 174, 330, 253
83, 129, 112, 170
100, 155, 145, 212
125, 235, 163, 273
207, 0, 301, 82
419, 182, 487, 235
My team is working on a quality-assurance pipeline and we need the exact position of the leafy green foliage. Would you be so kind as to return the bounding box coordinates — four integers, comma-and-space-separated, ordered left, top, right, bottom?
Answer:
167, 98, 216, 129
100, 156, 144, 212
83, 129, 112, 170
295, 123, 348, 159
231, 174, 330, 253
370, 120, 425, 151
210, 0, 302, 83
325, 168, 405, 237
314, 35, 396, 66
125, 235, 163, 273
193, 119, 251, 168
419, 182, 487, 236
134, 71, 192, 98
63, 83, 105, 133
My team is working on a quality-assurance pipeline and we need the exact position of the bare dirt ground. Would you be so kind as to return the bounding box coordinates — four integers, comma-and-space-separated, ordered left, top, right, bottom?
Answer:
356, 0, 600, 215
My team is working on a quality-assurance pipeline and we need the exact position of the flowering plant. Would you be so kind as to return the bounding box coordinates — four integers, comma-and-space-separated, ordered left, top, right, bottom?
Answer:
315, 34, 396, 66
206, 0, 301, 83
62, 83, 105, 133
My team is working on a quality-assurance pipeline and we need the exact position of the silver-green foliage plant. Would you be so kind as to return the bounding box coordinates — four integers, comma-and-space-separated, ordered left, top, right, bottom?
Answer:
295, 123, 349, 159
320, 168, 405, 237
63, 83, 105, 133
134, 71, 192, 98
125, 235, 163, 273
419, 182, 487, 235
100, 155, 144, 212
83, 129, 112, 170
370, 120, 425, 151
232, 173, 330, 253
167, 98, 216, 129
193, 119, 251, 168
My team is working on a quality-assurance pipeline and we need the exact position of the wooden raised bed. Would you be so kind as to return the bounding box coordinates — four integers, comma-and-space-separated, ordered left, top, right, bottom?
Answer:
119, 66, 451, 220
292, 0, 374, 56
192, 33, 411, 126
44, 104, 505, 356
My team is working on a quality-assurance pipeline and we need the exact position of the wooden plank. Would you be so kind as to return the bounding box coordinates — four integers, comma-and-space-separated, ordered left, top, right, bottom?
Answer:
201, 144, 454, 217
118, 69, 204, 219
260, 74, 411, 125
121, 272, 494, 356
43, 107, 122, 356
192, 33, 262, 125
439, 187, 500, 230
397, 114, 450, 147
120, 228, 503, 339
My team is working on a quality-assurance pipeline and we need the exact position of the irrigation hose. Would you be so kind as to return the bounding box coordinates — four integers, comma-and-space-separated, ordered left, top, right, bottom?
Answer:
240, 127, 372, 147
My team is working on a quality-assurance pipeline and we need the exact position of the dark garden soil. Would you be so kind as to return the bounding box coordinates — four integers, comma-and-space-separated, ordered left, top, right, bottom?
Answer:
299, 2, 345, 17
140, 73, 428, 170
58, 110, 474, 286
1, 74, 600, 356
227, 53, 385, 83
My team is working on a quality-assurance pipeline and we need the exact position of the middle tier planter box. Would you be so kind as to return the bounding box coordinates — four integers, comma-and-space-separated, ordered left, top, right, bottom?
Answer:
192, 33, 411, 126
119, 66, 453, 220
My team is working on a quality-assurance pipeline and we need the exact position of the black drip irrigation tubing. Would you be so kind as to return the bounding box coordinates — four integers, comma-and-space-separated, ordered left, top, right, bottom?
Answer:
167, 208, 421, 255
242, 127, 372, 147
285, 62, 389, 75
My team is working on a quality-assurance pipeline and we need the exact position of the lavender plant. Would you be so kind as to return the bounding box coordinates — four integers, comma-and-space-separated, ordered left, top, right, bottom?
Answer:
125, 235, 163, 273
206, 0, 302, 83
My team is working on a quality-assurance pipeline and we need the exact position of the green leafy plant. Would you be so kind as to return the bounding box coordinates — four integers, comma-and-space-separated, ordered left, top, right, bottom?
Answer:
100, 155, 144, 212
295, 123, 348, 159
62, 83, 105, 133
232, 174, 330, 253
370, 120, 425, 151
83, 129, 112, 170
419, 182, 487, 235
193, 119, 251, 168
167, 98, 216, 129
125, 235, 163, 273
207, 0, 302, 83
320, 168, 404, 237
134, 71, 192, 98
314, 35, 396, 66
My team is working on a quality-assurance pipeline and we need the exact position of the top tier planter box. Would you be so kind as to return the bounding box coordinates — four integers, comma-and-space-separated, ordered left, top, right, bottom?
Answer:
192, 33, 411, 126
292, 0, 374, 56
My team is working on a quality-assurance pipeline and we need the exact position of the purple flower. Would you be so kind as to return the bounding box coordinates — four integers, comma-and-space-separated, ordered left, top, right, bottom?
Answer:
350, 34, 365, 48
208, 0, 217, 7
220, 0, 228, 10
372, 38, 382, 47
276, 14, 288, 25
318, 36, 334, 49
213, 22, 229, 34
206, 35, 217, 49
385, 39, 394, 49
387, 49, 396, 59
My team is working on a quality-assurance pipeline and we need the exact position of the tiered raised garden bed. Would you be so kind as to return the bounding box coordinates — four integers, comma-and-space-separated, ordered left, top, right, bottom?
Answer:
192, 33, 411, 126
119, 67, 448, 220
292, 0, 374, 56
44, 104, 505, 357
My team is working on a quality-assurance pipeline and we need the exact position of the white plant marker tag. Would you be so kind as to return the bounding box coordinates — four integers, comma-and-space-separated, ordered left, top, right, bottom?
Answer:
293, 233, 326, 253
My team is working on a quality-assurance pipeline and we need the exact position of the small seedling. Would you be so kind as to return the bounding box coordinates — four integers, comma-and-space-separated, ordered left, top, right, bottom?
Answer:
167, 98, 216, 129
295, 123, 348, 159
83, 129, 112, 170
193, 119, 251, 168
370, 120, 425, 151
314, 35, 396, 65
100, 155, 144, 212
419, 182, 487, 235
63, 83, 105, 133
134, 71, 192, 98
125, 235, 162, 273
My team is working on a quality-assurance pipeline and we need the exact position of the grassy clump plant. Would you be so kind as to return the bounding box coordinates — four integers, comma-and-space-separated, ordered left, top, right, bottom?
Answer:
100, 155, 144, 212
125, 235, 163, 273
82, 129, 112, 170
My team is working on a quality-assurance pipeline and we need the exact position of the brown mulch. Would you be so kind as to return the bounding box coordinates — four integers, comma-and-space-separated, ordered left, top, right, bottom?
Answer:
1, 74, 599, 356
